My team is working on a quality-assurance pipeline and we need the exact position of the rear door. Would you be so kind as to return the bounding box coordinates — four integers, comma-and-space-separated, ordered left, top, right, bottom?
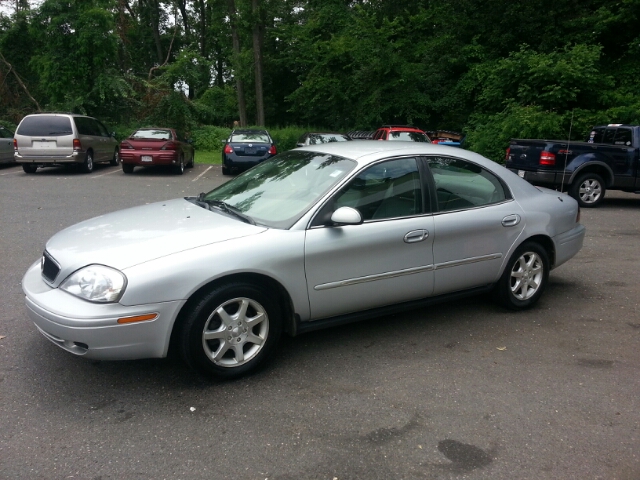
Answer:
427, 156, 525, 295
15, 115, 74, 158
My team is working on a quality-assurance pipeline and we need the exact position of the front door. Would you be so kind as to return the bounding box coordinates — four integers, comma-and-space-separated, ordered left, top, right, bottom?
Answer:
304, 157, 435, 320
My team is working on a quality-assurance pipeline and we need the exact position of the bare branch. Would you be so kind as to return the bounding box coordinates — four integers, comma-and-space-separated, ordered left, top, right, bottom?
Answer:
0, 51, 41, 111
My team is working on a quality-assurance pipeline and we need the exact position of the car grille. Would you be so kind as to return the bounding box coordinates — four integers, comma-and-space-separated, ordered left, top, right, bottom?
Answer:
42, 251, 60, 283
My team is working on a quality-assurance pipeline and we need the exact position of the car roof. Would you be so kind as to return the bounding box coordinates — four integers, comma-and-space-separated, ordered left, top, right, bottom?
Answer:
379, 125, 424, 131
296, 140, 495, 170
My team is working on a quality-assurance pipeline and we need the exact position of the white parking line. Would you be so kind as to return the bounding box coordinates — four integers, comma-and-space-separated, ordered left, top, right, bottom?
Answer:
0, 170, 22, 176
92, 168, 122, 178
193, 166, 212, 182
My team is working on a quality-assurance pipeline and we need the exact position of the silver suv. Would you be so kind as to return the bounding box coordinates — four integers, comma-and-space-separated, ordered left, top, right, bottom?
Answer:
14, 113, 119, 173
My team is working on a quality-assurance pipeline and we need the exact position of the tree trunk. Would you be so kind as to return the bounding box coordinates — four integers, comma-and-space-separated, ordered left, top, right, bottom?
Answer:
252, 0, 265, 126
227, 0, 247, 127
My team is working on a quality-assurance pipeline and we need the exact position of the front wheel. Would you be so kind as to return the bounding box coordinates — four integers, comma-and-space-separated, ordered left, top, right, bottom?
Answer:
179, 282, 282, 379
495, 242, 549, 310
570, 173, 605, 208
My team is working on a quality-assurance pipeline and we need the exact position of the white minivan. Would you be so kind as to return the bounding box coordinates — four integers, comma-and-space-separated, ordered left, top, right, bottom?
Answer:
14, 113, 119, 173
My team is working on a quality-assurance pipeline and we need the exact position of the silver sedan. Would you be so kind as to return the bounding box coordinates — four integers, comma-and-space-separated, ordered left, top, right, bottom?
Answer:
22, 142, 585, 379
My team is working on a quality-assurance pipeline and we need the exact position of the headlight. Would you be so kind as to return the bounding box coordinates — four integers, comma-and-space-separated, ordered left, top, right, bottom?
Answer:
60, 265, 126, 303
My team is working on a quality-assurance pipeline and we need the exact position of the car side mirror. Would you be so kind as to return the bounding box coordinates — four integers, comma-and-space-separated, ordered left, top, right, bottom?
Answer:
330, 206, 362, 225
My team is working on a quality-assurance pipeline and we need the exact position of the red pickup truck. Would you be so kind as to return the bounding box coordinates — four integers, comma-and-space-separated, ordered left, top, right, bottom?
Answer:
505, 124, 640, 207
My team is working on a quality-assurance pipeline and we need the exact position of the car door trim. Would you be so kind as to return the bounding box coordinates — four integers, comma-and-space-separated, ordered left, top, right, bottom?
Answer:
314, 264, 435, 291
434, 253, 503, 270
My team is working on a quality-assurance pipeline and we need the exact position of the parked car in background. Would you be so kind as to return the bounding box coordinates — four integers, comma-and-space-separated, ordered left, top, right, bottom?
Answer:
346, 130, 376, 139
120, 128, 195, 175
296, 132, 352, 147
13, 113, 119, 173
506, 124, 640, 207
427, 130, 465, 147
22, 141, 585, 379
222, 128, 277, 175
372, 125, 432, 142
0, 125, 14, 164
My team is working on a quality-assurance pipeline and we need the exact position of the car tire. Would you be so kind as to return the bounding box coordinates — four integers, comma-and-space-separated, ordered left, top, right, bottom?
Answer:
122, 163, 134, 174
179, 282, 282, 379
22, 164, 37, 174
187, 154, 194, 168
174, 156, 185, 175
82, 151, 94, 173
222, 165, 230, 175
570, 173, 605, 208
110, 149, 120, 166
495, 241, 549, 310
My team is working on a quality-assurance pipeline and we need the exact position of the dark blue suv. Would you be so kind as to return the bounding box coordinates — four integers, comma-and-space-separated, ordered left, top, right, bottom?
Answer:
222, 129, 277, 175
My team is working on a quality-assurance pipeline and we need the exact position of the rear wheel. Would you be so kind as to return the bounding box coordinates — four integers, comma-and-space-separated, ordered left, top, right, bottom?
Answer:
22, 164, 37, 174
496, 242, 549, 310
570, 173, 605, 208
179, 282, 282, 379
187, 154, 194, 168
122, 163, 134, 174
222, 165, 230, 175
110, 149, 120, 166
82, 151, 94, 173
174, 156, 185, 175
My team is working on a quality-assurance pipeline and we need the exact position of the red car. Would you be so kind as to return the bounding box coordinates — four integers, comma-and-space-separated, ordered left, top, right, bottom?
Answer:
120, 128, 195, 175
372, 125, 432, 143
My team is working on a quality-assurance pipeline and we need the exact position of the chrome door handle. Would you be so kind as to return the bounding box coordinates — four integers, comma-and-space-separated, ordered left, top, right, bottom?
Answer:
404, 229, 429, 243
502, 214, 521, 227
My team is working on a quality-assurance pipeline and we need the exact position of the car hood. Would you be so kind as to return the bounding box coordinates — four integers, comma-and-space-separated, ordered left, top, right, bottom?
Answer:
45, 198, 267, 275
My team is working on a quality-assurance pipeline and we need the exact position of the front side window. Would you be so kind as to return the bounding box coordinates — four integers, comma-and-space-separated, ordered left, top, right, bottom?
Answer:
428, 157, 507, 212
332, 157, 423, 220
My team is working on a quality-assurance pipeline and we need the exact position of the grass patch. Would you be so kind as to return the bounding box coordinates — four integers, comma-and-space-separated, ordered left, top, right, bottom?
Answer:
195, 150, 221, 165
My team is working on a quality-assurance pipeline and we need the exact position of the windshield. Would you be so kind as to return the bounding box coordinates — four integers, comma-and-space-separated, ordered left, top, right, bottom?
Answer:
308, 134, 350, 144
230, 133, 271, 143
203, 150, 356, 228
132, 129, 172, 140
388, 131, 431, 142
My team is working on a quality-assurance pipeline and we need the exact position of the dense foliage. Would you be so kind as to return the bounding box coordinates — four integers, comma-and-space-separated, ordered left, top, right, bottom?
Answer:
1, 0, 639, 161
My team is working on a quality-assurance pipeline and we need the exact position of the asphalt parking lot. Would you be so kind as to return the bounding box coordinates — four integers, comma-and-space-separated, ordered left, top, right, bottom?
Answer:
1, 161, 638, 479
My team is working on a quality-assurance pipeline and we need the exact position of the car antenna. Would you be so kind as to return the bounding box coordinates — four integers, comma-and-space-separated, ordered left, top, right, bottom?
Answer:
560, 110, 573, 193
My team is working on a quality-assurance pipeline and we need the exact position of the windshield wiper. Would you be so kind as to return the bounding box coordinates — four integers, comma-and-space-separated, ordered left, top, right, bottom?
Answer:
203, 199, 255, 225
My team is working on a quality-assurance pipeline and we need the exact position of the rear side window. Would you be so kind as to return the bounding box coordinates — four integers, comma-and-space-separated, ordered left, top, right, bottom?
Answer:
74, 117, 100, 136
17, 116, 73, 137
0, 127, 13, 138
428, 156, 507, 212
613, 128, 632, 146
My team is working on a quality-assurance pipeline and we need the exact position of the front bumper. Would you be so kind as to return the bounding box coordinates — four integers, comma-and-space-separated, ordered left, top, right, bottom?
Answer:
22, 261, 184, 361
